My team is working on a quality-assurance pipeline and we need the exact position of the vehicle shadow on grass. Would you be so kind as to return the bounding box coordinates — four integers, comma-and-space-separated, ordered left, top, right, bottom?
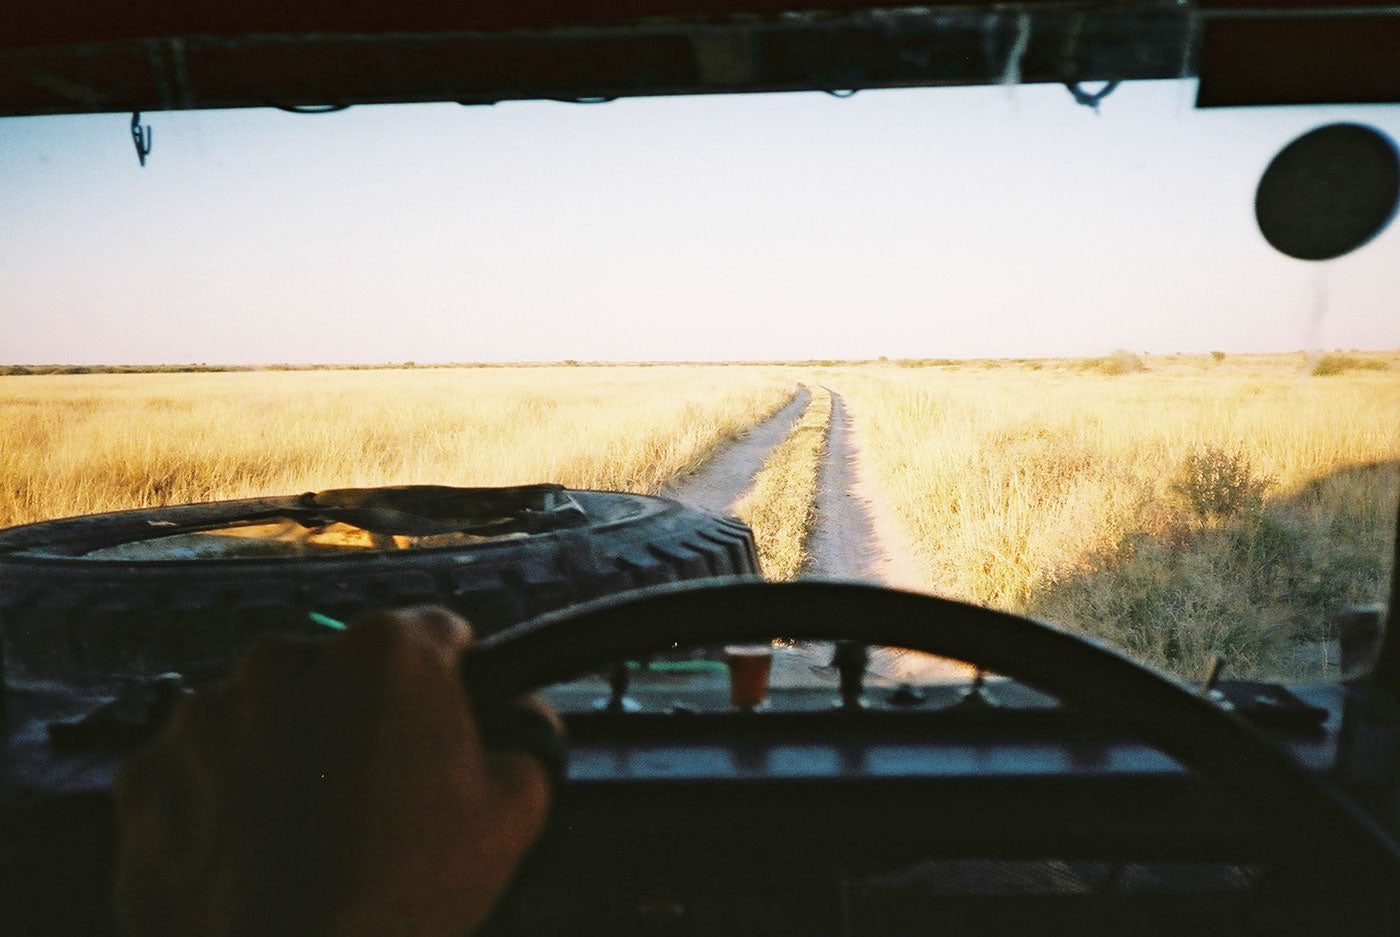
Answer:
1023, 459, 1399, 682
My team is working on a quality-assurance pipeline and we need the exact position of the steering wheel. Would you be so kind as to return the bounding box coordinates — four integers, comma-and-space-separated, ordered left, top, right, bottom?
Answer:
462, 578, 1400, 930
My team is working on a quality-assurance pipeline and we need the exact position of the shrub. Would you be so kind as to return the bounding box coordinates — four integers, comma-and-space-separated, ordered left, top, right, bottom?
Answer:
895, 358, 960, 368
1074, 349, 1146, 375
1312, 353, 1388, 376
1210, 351, 1226, 363
1103, 349, 1146, 374
1171, 446, 1271, 521
1027, 531, 1294, 680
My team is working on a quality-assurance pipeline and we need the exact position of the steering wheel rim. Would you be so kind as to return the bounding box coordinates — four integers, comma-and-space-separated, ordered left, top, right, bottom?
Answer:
463, 578, 1400, 917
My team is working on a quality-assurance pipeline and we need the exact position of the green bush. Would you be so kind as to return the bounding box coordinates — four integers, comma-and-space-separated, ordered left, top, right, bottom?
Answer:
1312, 353, 1388, 376
1027, 531, 1292, 679
1171, 446, 1271, 521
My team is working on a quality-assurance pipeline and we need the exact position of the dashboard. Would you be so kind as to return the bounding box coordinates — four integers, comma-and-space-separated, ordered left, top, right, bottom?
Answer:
2, 664, 1374, 937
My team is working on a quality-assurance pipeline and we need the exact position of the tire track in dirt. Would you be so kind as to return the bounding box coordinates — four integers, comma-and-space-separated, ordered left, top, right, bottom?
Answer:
661, 383, 966, 685
794, 388, 971, 684
804, 390, 901, 583
658, 386, 812, 516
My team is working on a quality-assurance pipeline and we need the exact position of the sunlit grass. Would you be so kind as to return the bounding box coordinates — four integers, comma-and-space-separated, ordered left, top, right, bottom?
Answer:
5, 354, 1396, 681
836, 354, 1400, 679
0, 367, 795, 527
735, 386, 832, 580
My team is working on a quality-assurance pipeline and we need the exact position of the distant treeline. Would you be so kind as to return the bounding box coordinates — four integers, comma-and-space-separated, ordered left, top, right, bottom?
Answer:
3, 364, 261, 375
2, 360, 875, 375
1, 362, 628, 375
2, 351, 1394, 376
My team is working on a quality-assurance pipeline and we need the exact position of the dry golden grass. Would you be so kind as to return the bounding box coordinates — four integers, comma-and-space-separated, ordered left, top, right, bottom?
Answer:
734, 386, 832, 580
0, 366, 794, 528
5, 355, 1396, 681
835, 354, 1400, 679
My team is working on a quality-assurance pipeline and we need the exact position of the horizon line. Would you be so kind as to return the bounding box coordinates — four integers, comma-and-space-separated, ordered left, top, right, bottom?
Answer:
5, 349, 1398, 375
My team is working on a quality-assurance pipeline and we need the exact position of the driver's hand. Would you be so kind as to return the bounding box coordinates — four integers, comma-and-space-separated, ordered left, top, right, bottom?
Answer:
114, 606, 554, 937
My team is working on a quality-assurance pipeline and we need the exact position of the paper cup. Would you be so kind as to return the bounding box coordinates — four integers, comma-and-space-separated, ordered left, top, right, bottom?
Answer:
723, 644, 773, 709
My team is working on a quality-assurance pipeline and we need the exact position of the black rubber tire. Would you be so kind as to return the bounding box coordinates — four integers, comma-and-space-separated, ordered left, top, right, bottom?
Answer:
0, 486, 759, 690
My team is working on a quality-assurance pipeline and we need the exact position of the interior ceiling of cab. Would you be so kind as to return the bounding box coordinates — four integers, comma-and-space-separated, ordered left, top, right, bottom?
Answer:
0, 0, 1397, 116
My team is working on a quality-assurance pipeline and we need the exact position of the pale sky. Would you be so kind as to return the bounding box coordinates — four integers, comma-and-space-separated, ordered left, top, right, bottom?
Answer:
1, 80, 1397, 365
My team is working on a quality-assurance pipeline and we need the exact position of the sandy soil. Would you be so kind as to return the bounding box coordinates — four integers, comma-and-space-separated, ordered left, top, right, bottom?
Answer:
657, 382, 970, 687
792, 390, 971, 685
659, 386, 811, 516
804, 390, 924, 587
664, 386, 966, 687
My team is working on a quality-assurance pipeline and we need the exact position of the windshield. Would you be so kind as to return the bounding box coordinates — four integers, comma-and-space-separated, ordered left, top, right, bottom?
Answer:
2, 80, 1396, 685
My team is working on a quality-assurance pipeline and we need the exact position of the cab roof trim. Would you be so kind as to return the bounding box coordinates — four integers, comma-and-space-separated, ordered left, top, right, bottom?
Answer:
0, 1, 1396, 116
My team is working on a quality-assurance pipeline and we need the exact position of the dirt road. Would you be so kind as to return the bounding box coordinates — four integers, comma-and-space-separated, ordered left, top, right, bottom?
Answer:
799, 389, 968, 684
803, 390, 923, 587
662, 385, 907, 582
659, 385, 811, 514
664, 384, 966, 685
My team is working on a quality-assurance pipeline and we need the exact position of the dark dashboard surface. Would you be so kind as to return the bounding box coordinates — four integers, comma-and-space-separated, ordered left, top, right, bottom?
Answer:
1, 677, 1346, 798
0, 674, 1387, 937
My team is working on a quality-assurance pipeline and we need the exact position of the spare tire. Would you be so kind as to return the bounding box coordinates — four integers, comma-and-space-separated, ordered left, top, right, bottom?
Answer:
0, 484, 759, 690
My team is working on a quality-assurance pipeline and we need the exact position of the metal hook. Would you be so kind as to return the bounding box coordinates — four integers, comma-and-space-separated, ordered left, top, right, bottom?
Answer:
130, 112, 152, 167
1064, 79, 1120, 113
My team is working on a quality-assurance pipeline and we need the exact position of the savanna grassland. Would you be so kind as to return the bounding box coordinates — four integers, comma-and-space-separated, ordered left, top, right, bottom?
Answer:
2, 353, 1396, 680
837, 353, 1400, 679
0, 366, 794, 528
